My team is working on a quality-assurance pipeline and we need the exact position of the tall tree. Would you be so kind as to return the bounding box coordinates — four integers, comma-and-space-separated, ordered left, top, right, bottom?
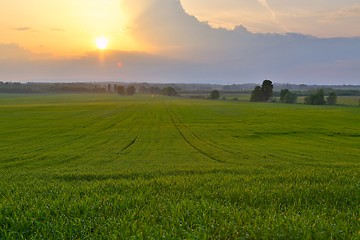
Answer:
250, 80, 274, 102
250, 86, 263, 102
127, 85, 136, 95
116, 85, 126, 95
261, 80, 273, 101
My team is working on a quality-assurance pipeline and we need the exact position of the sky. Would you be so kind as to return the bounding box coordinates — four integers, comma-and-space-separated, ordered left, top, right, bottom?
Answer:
0, 0, 359, 84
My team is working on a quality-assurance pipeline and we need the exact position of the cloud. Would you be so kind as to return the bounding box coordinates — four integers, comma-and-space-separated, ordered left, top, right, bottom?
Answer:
326, 4, 360, 21
0, 43, 34, 60
123, 0, 360, 84
180, 1, 360, 37
256, 0, 288, 32
12, 27, 32, 31
1, 0, 360, 85
257, 0, 275, 18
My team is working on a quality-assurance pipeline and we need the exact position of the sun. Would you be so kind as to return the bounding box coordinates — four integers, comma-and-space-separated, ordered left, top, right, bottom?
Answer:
95, 36, 108, 50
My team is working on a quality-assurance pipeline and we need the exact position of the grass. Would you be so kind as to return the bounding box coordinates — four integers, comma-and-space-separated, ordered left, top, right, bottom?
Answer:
0, 94, 359, 239
336, 96, 360, 106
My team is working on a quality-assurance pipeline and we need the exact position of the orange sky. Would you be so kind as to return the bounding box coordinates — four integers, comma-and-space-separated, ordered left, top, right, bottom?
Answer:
0, 0, 146, 58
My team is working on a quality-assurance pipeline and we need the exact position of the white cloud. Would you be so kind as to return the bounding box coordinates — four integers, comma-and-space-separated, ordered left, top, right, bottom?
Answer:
257, 0, 275, 17
181, 0, 360, 37
322, 4, 360, 22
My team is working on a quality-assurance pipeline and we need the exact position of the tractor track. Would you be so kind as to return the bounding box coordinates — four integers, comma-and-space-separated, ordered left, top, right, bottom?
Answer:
120, 137, 138, 152
165, 105, 224, 163
171, 112, 236, 155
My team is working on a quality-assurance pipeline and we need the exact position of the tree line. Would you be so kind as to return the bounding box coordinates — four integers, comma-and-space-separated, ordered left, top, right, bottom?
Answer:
113, 84, 178, 97
248, 80, 338, 105
304, 89, 337, 105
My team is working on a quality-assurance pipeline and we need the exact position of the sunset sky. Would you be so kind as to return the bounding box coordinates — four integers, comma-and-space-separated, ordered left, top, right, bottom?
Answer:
1, 0, 359, 84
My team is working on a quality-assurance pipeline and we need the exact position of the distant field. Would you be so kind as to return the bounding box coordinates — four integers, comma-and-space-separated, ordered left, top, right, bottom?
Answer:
0, 94, 359, 239
222, 94, 251, 101
335, 96, 360, 106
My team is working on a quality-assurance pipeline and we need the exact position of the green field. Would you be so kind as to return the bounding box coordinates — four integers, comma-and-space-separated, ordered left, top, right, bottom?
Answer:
0, 94, 359, 239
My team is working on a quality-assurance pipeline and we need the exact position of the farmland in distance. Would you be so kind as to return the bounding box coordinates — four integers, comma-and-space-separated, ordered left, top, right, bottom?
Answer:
0, 94, 359, 239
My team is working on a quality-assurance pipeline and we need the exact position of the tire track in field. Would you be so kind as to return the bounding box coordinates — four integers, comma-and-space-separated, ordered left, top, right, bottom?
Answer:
17, 108, 122, 147
27, 107, 137, 154
67, 110, 140, 154
101, 112, 135, 131
120, 137, 138, 152
171, 111, 236, 155
165, 105, 223, 163
57, 110, 132, 144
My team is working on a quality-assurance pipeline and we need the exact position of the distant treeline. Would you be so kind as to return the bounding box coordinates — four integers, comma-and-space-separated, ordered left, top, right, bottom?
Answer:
0, 82, 107, 94
0, 81, 359, 96
273, 89, 360, 97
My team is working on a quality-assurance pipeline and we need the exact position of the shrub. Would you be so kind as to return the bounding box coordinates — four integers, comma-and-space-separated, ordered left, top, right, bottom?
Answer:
326, 92, 337, 105
209, 90, 220, 99
305, 89, 326, 105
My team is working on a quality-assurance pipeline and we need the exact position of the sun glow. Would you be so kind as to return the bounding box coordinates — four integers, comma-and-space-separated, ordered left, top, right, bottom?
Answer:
95, 36, 109, 50
0, 0, 152, 57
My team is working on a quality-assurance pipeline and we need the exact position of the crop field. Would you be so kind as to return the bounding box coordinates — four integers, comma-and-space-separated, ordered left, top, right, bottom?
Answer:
336, 96, 360, 106
0, 94, 359, 239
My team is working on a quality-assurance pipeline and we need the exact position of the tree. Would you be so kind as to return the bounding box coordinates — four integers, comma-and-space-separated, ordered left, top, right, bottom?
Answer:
305, 89, 325, 105
116, 85, 126, 95
280, 89, 290, 102
327, 92, 337, 105
250, 80, 273, 102
250, 86, 263, 102
261, 80, 273, 101
162, 87, 177, 96
209, 90, 220, 99
126, 85, 136, 95
280, 89, 297, 104
283, 92, 297, 104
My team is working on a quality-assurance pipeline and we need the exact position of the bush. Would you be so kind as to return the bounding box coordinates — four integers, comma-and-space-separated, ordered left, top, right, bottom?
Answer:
209, 90, 220, 99
279, 89, 297, 104
326, 92, 337, 105
162, 87, 178, 96
284, 92, 297, 104
305, 89, 326, 105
